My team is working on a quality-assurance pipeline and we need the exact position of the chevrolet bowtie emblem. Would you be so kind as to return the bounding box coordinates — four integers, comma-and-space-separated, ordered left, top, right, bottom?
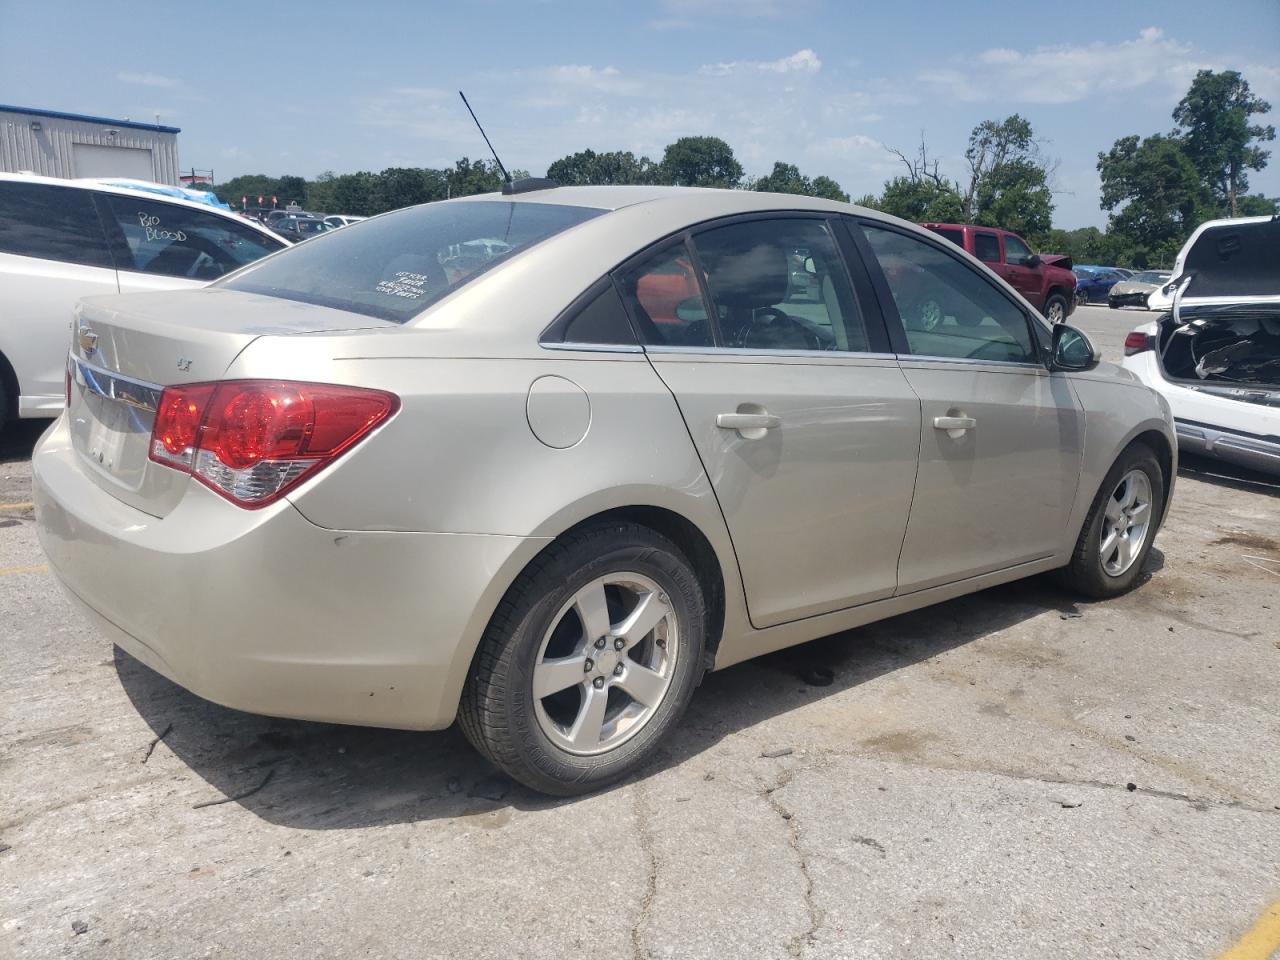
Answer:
78, 324, 99, 354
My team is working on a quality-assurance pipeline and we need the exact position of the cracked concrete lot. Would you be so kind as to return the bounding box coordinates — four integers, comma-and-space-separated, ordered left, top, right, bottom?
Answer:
2, 307, 1279, 959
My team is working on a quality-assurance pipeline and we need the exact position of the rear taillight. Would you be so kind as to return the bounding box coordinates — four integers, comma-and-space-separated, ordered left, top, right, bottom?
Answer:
148, 380, 398, 508
1123, 332, 1154, 356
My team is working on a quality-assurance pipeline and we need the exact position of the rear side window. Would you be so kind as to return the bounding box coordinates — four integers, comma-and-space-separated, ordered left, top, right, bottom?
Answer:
693, 218, 870, 352
102, 194, 285, 280
929, 227, 964, 248
973, 232, 1001, 263
616, 241, 714, 348
0, 180, 113, 268
543, 281, 638, 346
223, 200, 603, 323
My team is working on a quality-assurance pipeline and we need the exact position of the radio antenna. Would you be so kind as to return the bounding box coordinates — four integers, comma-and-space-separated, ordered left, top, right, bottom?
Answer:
458, 91, 512, 186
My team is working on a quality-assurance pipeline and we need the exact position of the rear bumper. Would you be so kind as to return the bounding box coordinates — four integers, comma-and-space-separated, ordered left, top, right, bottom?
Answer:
33, 416, 544, 729
1175, 419, 1280, 475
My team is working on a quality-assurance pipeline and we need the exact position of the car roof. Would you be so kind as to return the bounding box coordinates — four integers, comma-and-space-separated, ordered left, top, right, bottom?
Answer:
452, 184, 865, 217
0, 170, 286, 242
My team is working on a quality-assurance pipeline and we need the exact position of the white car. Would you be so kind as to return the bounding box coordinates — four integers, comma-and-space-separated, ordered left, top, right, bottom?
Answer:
1122, 216, 1279, 474
323, 214, 367, 229
0, 172, 287, 428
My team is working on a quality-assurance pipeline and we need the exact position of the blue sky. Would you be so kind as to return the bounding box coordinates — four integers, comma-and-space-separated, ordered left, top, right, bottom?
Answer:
2, 0, 1278, 228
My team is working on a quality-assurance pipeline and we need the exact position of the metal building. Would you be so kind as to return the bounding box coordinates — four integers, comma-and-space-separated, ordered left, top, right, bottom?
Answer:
0, 104, 181, 185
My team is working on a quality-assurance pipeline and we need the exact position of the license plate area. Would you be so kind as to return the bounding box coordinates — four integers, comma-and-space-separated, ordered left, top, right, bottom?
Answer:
70, 359, 161, 490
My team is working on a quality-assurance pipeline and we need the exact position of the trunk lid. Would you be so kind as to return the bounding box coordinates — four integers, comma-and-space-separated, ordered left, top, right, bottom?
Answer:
1172, 216, 1280, 310
69, 287, 392, 516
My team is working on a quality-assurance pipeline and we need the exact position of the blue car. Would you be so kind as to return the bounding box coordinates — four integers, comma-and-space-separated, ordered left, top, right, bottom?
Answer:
1074, 265, 1128, 304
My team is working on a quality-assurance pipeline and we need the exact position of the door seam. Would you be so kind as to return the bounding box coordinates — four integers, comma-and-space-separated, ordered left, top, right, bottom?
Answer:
637, 350, 758, 629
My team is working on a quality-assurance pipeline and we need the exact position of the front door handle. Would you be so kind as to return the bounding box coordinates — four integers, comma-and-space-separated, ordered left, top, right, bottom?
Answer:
717, 412, 780, 439
933, 415, 976, 439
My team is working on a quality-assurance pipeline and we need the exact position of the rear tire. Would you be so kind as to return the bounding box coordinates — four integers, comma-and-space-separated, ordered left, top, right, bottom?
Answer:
1060, 444, 1165, 599
458, 521, 707, 796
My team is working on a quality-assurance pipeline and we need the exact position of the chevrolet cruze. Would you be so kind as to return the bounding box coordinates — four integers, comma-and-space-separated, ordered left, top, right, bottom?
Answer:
34, 185, 1176, 795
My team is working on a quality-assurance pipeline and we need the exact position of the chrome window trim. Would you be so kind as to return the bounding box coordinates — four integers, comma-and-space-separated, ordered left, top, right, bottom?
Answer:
72, 355, 163, 412
642, 345, 898, 361
894, 353, 1045, 370
540, 341, 645, 354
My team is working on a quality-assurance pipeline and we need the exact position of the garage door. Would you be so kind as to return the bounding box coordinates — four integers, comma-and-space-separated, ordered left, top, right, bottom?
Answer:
72, 143, 155, 180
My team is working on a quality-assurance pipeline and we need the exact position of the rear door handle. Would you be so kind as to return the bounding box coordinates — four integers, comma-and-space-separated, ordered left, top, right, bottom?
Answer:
717, 412, 780, 439
933, 415, 976, 439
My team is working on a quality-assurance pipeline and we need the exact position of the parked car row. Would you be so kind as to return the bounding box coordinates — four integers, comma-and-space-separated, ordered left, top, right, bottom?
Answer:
1073, 265, 1132, 304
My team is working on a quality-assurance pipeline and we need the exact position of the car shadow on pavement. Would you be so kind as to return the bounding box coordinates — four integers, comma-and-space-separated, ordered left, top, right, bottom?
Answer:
1177, 453, 1279, 498
115, 568, 1134, 829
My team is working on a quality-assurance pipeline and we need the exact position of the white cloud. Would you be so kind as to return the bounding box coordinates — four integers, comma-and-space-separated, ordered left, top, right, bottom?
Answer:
117, 71, 179, 89
664, 0, 797, 16
700, 48, 822, 77
919, 28, 1195, 104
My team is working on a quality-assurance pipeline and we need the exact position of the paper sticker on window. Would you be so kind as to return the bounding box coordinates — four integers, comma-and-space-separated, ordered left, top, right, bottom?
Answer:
375, 271, 431, 299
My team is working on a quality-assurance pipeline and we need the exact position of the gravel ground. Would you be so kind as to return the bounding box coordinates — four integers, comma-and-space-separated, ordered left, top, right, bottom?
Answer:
2, 304, 1277, 959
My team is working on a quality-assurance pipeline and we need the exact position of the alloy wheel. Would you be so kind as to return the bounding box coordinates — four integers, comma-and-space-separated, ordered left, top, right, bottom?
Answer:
532, 574, 678, 756
1048, 300, 1066, 324
1100, 469, 1152, 576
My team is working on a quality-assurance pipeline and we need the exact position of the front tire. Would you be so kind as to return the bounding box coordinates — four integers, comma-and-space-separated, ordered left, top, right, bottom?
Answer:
1060, 444, 1165, 599
1043, 293, 1069, 325
458, 521, 707, 796
1108, 298, 1119, 309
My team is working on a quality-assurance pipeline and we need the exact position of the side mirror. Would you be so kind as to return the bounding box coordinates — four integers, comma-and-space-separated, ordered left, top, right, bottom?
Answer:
1026, 254, 1041, 268
1048, 323, 1101, 372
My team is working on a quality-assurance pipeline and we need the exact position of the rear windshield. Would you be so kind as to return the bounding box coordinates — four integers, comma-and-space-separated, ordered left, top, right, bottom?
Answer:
221, 200, 604, 323
927, 227, 964, 248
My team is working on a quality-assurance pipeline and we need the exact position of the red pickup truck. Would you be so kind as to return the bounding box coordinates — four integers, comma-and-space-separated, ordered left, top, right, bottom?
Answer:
922, 223, 1077, 324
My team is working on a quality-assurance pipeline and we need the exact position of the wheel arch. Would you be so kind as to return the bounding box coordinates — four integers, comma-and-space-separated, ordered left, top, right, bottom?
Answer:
1122, 428, 1176, 527
0, 346, 19, 423
443, 495, 739, 726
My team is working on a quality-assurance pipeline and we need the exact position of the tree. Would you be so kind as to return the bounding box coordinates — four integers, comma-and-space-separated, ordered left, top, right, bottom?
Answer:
875, 176, 964, 223
972, 157, 1053, 243
961, 114, 1057, 231
1098, 134, 1209, 266
446, 157, 506, 197
747, 161, 849, 202
376, 166, 447, 211
659, 136, 743, 188
546, 149, 657, 185
1236, 193, 1279, 217
1173, 69, 1275, 217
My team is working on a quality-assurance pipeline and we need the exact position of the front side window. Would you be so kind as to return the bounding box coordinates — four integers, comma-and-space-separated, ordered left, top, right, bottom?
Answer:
103, 194, 285, 280
861, 224, 1037, 364
692, 218, 869, 352
224, 200, 602, 323
1003, 233, 1033, 266
973, 232, 1000, 263
0, 180, 113, 268
616, 241, 713, 348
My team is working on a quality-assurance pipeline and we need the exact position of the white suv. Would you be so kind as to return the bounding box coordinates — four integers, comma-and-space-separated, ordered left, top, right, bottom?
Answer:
0, 173, 287, 427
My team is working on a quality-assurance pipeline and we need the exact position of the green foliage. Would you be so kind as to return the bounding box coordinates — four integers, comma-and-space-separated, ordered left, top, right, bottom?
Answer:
1097, 133, 1211, 266
963, 114, 1041, 222
875, 176, 964, 223
972, 158, 1053, 244
660, 136, 743, 188
747, 162, 850, 202
1173, 69, 1275, 217
1236, 193, 1279, 216
546, 149, 658, 185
